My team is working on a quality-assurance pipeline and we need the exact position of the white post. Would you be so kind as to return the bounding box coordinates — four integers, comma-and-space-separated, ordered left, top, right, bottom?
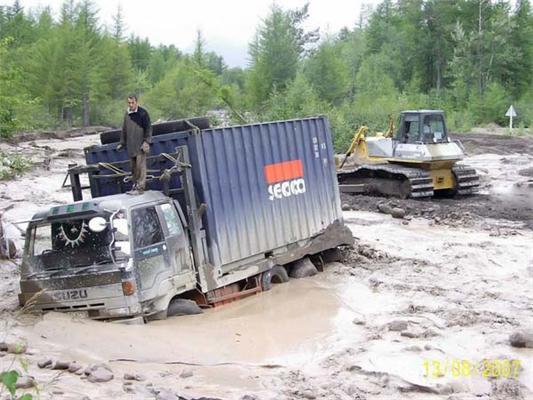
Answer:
505, 105, 517, 134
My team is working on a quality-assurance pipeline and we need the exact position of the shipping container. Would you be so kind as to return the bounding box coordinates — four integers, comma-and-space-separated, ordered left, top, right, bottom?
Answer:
85, 116, 345, 271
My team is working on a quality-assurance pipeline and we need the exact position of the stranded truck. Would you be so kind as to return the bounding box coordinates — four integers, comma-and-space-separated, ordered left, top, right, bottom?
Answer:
18, 116, 353, 322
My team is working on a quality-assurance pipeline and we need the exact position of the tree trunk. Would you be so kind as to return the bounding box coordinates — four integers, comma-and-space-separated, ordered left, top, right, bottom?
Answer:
82, 93, 90, 127
63, 106, 73, 129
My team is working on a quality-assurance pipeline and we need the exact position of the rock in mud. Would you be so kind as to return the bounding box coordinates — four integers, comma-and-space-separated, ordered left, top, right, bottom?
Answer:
0, 342, 7, 352
68, 362, 82, 373
404, 345, 423, 352
179, 369, 193, 379
509, 330, 533, 348
342, 203, 351, 211
52, 360, 71, 370
387, 320, 408, 332
391, 207, 406, 219
124, 372, 146, 381
86, 364, 114, 383
123, 382, 135, 393
6, 342, 27, 354
491, 379, 525, 399
377, 203, 392, 214
301, 389, 316, 399
15, 375, 35, 389
38, 358, 53, 368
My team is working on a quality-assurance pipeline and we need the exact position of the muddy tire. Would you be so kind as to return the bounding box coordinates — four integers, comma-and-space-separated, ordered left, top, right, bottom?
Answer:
289, 257, 318, 279
261, 265, 289, 291
167, 298, 203, 317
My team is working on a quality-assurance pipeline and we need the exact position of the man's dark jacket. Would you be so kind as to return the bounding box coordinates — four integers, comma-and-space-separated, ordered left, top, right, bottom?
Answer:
121, 106, 152, 158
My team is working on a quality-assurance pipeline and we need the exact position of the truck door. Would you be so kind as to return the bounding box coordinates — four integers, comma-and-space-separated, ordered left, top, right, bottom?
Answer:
156, 202, 194, 276
130, 205, 170, 300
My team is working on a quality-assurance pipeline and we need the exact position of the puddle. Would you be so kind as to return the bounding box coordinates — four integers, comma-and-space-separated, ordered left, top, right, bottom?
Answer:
17, 274, 396, 368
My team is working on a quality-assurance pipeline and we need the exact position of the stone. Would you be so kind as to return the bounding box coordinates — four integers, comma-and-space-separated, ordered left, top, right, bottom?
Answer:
388, 320, 408, 332
377, 203, 392, 214
38, 358, 53, 368
302, 389, 316, 399
342, 203, 351, 211
123, 383, 136, 394
124, 373, 146, 381
179, 369, 193, 379
15, 376, 35, 389
87, 365, 114, 383
509, 330, 533, 348
0, 342, 7, 352
7, 342, 27, 354
52, 360, 71, 370
68, 362, 82, 373
352, 317, 366, 325
400, 330, 418, 338
391, 207, 406, 219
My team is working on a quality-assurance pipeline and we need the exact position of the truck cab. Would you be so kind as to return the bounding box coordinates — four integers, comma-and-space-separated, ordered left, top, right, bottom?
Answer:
19, 191, 197, 322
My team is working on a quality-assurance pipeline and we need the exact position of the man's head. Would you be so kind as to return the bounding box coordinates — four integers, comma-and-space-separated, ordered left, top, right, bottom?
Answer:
127, 94, 138, 112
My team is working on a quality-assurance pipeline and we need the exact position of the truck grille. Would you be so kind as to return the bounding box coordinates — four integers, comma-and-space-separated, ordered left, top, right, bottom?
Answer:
41, 303, 105, 312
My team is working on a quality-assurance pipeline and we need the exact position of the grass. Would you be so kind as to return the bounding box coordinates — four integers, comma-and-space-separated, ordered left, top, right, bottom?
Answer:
0, 153, 31, 180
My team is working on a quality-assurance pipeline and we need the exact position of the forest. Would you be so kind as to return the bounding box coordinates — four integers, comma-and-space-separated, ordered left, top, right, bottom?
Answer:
0, 0, 531, 150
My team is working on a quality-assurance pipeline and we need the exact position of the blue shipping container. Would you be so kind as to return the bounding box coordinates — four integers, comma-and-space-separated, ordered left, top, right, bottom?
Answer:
84, 116, 344, 269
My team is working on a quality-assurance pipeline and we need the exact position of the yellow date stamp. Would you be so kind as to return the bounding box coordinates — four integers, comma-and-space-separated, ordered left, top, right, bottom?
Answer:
423, 359, 521, 379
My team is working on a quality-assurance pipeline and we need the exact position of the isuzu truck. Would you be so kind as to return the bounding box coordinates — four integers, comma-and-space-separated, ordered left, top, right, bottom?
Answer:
18, 116, 353, 322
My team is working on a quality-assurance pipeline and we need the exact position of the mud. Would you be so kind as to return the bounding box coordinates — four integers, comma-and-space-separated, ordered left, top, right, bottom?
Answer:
0, 132, 532, 399
453, 132, 533, 155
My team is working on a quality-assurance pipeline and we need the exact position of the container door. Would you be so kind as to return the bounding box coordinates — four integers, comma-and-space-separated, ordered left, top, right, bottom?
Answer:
157, 202, 194, 276
130, 205, 170, 300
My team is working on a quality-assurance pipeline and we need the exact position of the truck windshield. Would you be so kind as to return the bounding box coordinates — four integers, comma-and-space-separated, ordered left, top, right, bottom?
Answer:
29, 216, 114, 271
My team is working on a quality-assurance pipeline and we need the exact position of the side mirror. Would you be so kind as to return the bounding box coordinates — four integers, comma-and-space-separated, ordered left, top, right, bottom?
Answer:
113, 219, 128, 236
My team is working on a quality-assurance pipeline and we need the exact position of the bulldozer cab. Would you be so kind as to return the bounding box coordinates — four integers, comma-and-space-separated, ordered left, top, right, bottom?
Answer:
395, 110, 448, 144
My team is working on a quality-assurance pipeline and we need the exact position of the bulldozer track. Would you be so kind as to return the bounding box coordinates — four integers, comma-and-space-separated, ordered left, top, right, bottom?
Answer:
338, 164, 434, 199
452, 165, 480, 195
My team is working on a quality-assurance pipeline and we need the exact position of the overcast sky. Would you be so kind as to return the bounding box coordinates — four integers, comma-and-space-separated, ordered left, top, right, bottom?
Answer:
11, 0, 378, 67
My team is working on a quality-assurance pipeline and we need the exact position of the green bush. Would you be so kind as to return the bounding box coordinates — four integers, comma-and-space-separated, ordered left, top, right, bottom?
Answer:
0, 152, 32, 180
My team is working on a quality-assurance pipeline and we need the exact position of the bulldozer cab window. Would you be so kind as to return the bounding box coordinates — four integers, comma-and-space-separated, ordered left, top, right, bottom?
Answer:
397, 115, 420, 143
422, 115, 446, 142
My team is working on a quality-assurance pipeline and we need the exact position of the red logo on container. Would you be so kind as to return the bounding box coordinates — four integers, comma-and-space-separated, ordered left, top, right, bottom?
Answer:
264, 160, 306, 201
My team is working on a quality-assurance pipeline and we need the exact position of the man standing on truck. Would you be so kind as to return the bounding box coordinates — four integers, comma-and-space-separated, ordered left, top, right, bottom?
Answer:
116, 94, 152, 193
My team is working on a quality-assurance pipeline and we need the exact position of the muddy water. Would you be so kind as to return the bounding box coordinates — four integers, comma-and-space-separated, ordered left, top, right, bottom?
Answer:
17, 276, 371, 367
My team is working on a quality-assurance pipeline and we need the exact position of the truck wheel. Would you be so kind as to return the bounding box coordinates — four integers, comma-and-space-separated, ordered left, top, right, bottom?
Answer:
261, 265, 289, 291
167, 298, 203, 317
289, 257, 318, 279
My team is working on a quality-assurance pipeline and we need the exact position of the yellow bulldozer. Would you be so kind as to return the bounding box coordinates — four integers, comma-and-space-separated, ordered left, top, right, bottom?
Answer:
337, 110, 479, 199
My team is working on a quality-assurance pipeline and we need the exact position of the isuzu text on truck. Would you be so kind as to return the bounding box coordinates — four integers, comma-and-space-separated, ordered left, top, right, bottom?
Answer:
18, 117, 353, 323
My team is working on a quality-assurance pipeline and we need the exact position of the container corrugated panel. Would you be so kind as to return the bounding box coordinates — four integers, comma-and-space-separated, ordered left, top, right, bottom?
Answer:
84, 116, 342, 268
